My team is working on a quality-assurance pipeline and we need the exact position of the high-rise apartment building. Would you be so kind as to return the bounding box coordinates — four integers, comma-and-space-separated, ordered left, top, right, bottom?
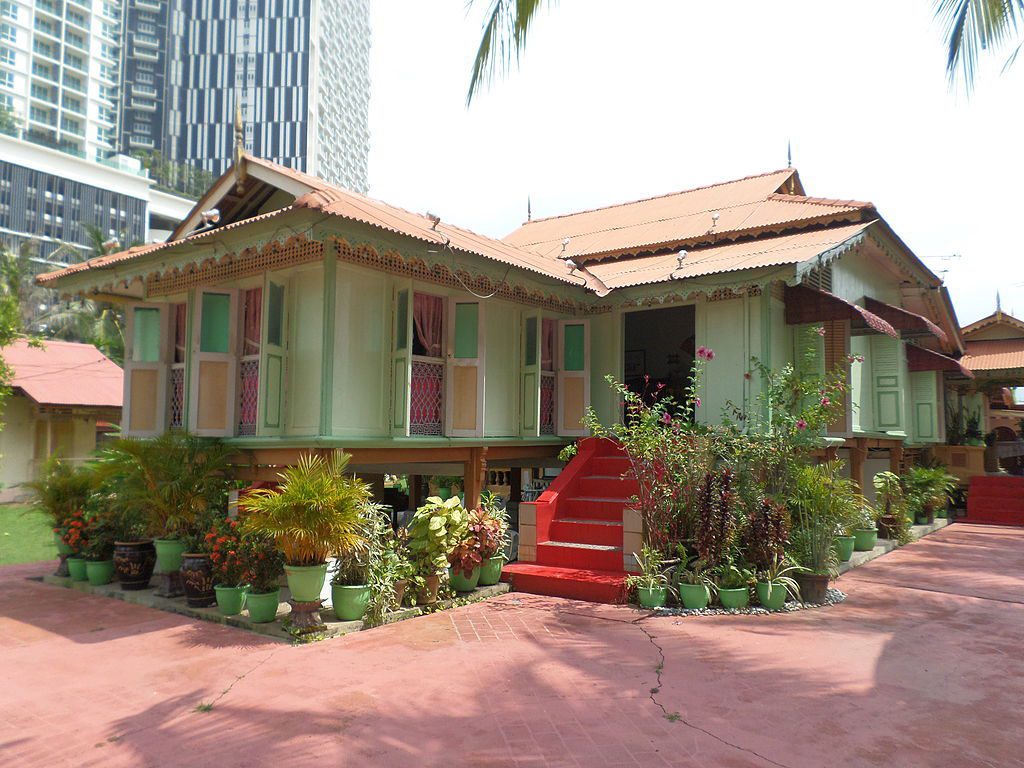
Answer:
0, 0, 121, 162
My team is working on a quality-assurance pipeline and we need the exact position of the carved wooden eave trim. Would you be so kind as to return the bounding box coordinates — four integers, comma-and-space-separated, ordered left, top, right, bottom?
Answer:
329, 236, 586, 315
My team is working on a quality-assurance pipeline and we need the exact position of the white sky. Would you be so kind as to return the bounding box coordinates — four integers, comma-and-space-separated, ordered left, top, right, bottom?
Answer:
367, 1, 1024, 326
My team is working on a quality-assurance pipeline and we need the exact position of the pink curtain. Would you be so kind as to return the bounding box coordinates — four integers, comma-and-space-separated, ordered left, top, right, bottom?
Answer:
243, 287, 263, 357
173, 303, 187, 363
541, 318, 556, 371
413, 293, 444, 358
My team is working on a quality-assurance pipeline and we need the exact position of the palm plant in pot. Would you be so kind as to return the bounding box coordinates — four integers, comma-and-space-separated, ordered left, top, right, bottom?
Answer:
789, 462, 847, 603
873, 471, 910, 543
241, 451, 370, 631
626, 545, 672, 609
904, 466, 957, 525
407, 495, 469, 604
475, 491, 509, 586
27, 458, 96, 577
94, 433, 230, 597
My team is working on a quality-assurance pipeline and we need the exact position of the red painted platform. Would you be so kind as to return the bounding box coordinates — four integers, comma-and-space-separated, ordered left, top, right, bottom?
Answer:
501, 563, 629, 603
965, 475, 1024, 526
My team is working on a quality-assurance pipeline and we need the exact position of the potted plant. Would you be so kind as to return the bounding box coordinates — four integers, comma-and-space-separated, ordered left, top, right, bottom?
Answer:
716, 556, 753, 609
448, 511, 486, 592
55, 510, 89, 581
330, 507, 379, 623
428, 475, 461, 502
675, 557, 717, 609
476, 491, 509, 586
626, 545, 671, 608
789, 463, 848, 603
241, 452, 371, 630
364, 514, 412, 625
873, 471, 908, 542
27, 458, 96, 577
243, 535, 284, 623
209, 517, 249, 616
81, 513, 117, 586
175, 510, 225, 609
407, 495, 469, 604
755, 558, 803, 610
904, 466, 957, 525
851, 504, 879, 552
94, 433, 230, 597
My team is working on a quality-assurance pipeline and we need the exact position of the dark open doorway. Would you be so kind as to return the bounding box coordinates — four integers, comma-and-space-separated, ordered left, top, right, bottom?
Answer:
624, 305, 696, 406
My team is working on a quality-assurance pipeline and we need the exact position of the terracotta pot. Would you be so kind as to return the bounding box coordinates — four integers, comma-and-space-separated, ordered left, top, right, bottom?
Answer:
113, 540, 156, 590
418, 574, 440, 605
393, 578, 408, 607
180, 553, 216, 608
793, 572, 829, 604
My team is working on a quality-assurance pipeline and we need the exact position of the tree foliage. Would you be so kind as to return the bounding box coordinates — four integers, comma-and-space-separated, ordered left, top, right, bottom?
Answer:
936, 0, 1024, 90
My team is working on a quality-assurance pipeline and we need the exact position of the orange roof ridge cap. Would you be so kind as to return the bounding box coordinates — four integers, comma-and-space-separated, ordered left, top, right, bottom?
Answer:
515, 168, 796, 227
767, 192, 874, 209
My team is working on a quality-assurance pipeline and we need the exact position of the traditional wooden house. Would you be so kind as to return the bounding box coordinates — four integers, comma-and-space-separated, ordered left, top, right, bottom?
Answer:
39, 154, 968, 597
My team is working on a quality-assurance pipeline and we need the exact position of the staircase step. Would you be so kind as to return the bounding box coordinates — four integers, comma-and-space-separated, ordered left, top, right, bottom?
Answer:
501, 563, 629, 603
562, 496, 631, 521
590, 456, 632, 476
578, 474, 639, 498
537, 540, 623, 570
550, 518, 623, 547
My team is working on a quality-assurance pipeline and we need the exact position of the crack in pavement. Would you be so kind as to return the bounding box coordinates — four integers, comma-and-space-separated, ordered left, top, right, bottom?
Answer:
205, 645, 285, 709
632, 617, 794, 768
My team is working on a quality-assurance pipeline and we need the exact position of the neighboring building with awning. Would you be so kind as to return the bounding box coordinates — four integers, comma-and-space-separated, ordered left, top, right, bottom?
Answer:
0, 339, 122, 500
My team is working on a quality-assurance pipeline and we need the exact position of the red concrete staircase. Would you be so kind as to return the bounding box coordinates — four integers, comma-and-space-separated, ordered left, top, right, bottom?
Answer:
503, 439, 638, 603
965, 476, 1024, 526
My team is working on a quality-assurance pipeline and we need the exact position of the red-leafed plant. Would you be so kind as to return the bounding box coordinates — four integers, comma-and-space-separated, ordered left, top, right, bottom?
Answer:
245, 535, 285, 594
695, 469, 737, 568
473, 503, 506, 560
744, 498, 790, 569
207, 516, 248, 587
55, 509, 90, 554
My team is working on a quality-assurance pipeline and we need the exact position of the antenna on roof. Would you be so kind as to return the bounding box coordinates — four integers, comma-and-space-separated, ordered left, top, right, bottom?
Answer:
527, 196, 532, 222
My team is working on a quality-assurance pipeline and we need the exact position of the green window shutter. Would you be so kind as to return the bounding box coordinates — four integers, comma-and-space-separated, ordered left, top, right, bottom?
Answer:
910, 370, 938, 442
793, 324, 825, 378
132, 307, 162, 362
563, 323, 585, 372
453, 302, 479, 359
199, 292, 231, 354
871, 335, 904, 433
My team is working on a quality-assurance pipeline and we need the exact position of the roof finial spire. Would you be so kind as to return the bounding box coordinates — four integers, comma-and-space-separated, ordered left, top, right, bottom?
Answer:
787, 139, 792, 168
997, 290, 1002, 314
527, 195, 532, 222
233, 94, 247, 193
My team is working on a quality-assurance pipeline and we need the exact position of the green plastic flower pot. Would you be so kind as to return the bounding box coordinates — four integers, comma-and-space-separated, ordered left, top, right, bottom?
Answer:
215, 585, 248, 616
436, 488, 451, 501
284, 563, 328, 602
332, 583, 371, 621
756, 581, 788, 610
834, 535, 856, 562
478, 555, 505, 586
85, 559, 115, 586
677, 582, 710, 610
637, 586, 667, 609
153, 538, 186, 572
54, 533, 73, 556
916, 515, 930, 525
449, 566, 481, 592
936, 508, 948, 519
853, 528, 878, 552
67, 556, 88, 581
245, 589, 280, 623
718, 587, 749, 609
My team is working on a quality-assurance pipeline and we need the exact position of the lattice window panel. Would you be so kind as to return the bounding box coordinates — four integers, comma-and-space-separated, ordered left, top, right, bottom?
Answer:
147, 237, 323, 297
237, 358, 259, 437
540, 373, 555, 435
410, 359, 443, 436
169, 366, 185, 429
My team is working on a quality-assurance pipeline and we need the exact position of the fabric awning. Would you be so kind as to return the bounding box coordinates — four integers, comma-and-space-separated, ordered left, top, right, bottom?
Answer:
906, 344, 973, 378
783, 284, 898, 338
864, 297, 947, 343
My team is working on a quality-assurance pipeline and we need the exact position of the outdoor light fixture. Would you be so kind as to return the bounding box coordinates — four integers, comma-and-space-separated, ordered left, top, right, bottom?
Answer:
425, 212, 441, 230
672, 249, 687, 279
102, 237, 120, 251
200, 208, 221, 225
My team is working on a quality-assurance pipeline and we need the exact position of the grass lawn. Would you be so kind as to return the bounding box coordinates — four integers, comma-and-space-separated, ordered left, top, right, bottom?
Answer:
0, 504, 56, 566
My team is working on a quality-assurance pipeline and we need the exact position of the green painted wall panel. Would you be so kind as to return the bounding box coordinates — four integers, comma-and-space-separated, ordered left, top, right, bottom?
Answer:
454, 303, 479, 359
132, 307, 161, 362
589, 311, 620, 428
200, 293, 231, 354
485, 301, 518, 437
563, 323, 585, 371
287, 269, 323, 435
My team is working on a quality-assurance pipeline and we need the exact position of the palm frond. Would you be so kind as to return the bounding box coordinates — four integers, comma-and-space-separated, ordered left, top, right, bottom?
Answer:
466, 0, 550, 105
936, 0, 1024, 90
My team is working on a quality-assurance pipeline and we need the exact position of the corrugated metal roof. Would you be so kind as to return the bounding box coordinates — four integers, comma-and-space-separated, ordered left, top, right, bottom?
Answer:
961, 339, 1024, 373
4, 339, 122, 408
585, 222, 872, 288
503, 169, 872, 260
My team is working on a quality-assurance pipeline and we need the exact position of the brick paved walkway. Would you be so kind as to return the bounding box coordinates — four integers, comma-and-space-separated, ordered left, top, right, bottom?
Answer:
2, 523, 1022, 767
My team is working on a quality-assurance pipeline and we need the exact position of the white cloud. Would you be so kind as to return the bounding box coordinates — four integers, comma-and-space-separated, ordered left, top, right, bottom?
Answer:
368, 0, 1024, 325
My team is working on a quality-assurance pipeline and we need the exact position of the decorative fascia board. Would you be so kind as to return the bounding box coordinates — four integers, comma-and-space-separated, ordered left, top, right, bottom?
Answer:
598, 266, 791, 313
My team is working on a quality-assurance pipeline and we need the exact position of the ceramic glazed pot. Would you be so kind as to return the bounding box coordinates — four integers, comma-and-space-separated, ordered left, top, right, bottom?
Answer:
637, 586, 667, 609
113, 540, 156, 590
283, 563, 328, 603
478, 555, 505, 586
718, 587, 749, 610
834, 535, 856, 562
756, 581, 788, 610
793, 572, 829, 604
449, 566, 481, 593
181, 553, 216, 608
677, 583, 710, 610
853, 528, 878, 551
246, 589, 280, 623
214, 585, 248, 616
66, 556, 88, 582
85, 559, 115, 586
332, 583, 372, 621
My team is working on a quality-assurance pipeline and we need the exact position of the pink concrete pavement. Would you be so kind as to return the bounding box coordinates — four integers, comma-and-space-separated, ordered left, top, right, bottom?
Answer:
2, 523, 1023, 767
